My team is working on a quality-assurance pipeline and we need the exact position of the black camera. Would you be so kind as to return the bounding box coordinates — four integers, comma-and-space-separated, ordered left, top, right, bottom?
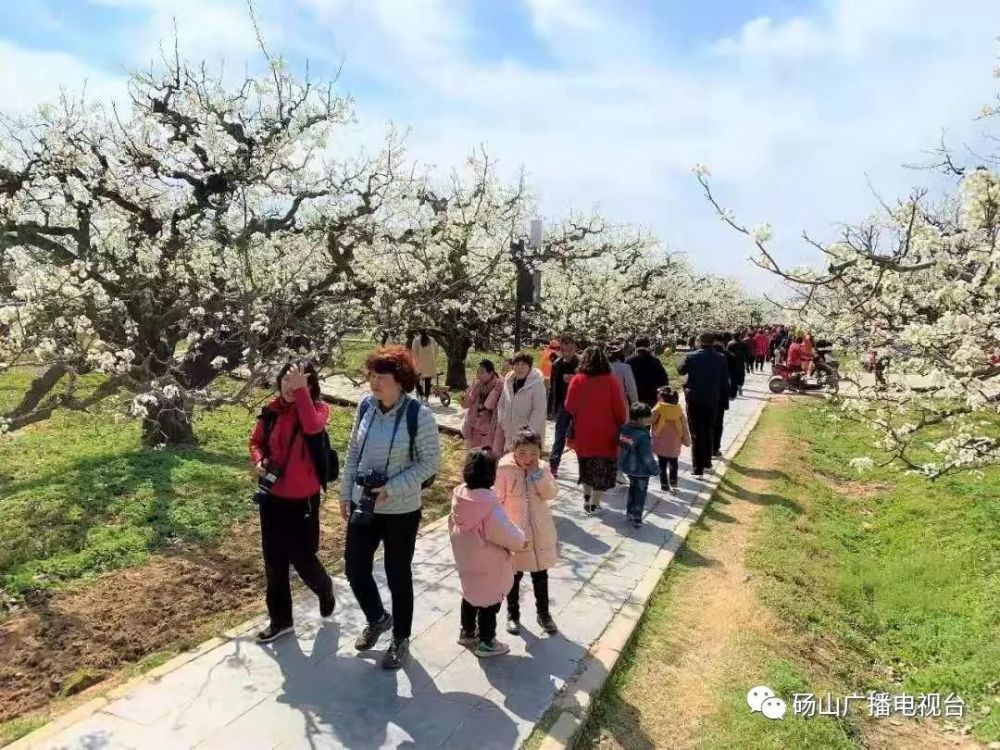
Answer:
253, 465, 282, 505
351, 468, 387, 526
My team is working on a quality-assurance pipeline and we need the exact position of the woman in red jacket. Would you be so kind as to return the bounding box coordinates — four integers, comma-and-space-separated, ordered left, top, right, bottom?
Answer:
248, 361, 335, 643
565, 346, 628, 515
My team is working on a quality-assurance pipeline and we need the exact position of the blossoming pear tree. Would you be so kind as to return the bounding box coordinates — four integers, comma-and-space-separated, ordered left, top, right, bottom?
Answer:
695, 142, 1000, 476
538, 246, 771, 348
0, 52, 400, 445
355, 150, 652, 389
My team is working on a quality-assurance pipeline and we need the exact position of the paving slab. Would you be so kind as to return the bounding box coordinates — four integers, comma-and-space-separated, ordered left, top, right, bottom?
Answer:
20, 374, 769, 750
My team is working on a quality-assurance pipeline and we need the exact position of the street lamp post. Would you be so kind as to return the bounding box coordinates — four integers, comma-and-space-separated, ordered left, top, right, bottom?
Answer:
512, 238, 527, 352
511, 219, 543, 352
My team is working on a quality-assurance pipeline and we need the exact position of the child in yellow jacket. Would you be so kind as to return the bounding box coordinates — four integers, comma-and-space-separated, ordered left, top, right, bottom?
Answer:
651, 387, 691, 492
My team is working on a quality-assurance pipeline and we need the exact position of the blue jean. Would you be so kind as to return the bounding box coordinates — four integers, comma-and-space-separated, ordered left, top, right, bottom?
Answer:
626, 476, 650, 520
549, 409, 573, 472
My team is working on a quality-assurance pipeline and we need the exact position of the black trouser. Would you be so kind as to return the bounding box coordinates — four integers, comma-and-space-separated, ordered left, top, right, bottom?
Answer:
549, 409, 573, 473
260, 494, 333, 628
745, 358, 753, 374
686, 399, 718, 474
714, 407, 726, 454
507, 570, 550, 620
417, 377, 432, 399
345, 509, 422, 640
460, 599, 501, 643
755, 355, 765, 371
658, 456, 678, 486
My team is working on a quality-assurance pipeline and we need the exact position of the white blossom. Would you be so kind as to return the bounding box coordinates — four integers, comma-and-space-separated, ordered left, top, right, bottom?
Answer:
752, 223, 774, 244
849, 456, 875, 472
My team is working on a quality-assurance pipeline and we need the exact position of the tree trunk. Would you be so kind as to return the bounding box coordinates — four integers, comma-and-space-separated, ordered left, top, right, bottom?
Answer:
141, 397, 196, 447
444, 339, 471, 390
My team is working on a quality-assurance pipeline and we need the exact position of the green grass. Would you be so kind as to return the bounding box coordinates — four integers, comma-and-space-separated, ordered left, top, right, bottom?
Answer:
749, 404, 1000, 742
578, 399, 999, 748
693, 651, 860, 750
0, 370, 355, 599
0, 716, 47, 747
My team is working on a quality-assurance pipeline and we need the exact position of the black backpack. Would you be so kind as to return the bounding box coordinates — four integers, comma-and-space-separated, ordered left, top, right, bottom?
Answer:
357, 395, 436, 489
258, 407, 340, 493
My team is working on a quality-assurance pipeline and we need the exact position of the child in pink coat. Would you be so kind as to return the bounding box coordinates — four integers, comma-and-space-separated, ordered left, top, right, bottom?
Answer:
495, 429, 560, 635
449, 449, 526, 658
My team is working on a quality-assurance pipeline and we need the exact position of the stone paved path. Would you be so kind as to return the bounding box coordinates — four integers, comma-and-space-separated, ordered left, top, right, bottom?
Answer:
22, 375, 770, 750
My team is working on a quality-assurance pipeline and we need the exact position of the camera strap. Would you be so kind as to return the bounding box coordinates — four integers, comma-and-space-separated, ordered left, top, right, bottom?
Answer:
356, 395, 409, 477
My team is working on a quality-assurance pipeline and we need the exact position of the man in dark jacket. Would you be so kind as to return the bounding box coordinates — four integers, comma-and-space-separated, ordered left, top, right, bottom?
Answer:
678, 333, 729, 476
548, 335, 580, 477
713, 335, 739, 455
626, 336, 669, 408
726, 338, 746, 399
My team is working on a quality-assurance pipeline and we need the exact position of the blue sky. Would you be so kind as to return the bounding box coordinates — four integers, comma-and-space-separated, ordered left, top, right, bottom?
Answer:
3, 0, 1000, 294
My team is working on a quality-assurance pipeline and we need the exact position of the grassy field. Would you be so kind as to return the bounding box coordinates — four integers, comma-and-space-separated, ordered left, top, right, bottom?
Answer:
580, 399, 999, 748
1, 370, 269, 597
0, 368, 465, 744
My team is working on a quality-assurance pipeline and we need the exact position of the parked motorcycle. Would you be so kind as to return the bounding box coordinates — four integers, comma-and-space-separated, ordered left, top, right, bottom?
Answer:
768, 344, 840, 394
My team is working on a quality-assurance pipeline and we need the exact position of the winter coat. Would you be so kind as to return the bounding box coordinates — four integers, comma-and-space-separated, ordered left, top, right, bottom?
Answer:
678, 347, 729, 409
737, 338, 753, 366
564, 372, 628, 458
461, 374, 503, 450
752, 333, 769, 358
549, 354, 579, 413
449, 485, 525, 607
495, 368, 547, 452
625, 349, 669, 406
248, 389, 329, 500
618, 424, 659, 478
787, 342, 804, 368
610, 361, 639, 406
411, 337, 439, 378
495, 454, 559, 572
715, 345, 739, 410
340, 394, 441, 515
651, 402, 691, 458
727, 341, 746, 392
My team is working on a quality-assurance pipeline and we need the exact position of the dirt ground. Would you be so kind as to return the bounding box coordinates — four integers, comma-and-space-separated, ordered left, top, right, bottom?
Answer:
1, 514, 276, 723
595, 426, 792, 747
1, 445, 461, 733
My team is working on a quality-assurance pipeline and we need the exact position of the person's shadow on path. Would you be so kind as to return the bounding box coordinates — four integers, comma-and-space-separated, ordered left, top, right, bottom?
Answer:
263, 622, 521, 749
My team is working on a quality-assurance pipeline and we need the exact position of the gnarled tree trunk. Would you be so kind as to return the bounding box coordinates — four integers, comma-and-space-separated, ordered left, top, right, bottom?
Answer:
443, 337, 472, 390
141, 396, 196, 447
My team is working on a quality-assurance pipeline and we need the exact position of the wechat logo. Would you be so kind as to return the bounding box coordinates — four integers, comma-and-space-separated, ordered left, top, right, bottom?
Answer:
747, 685, 787, 720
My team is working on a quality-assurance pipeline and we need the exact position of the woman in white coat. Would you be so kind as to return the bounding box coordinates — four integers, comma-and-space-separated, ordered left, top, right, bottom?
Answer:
411, 330, 439, 402
493, 352, 547, 454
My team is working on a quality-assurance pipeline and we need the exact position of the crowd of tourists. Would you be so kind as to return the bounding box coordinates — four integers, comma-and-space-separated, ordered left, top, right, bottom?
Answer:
247, 327, 784, 669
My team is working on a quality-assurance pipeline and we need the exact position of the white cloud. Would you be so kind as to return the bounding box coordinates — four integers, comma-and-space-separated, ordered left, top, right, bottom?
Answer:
0, 40, 126, 115
323, 0, 1000, 293
90, 0, 268, 68
5, 0, 1000, 298
713, 16, 830, 61
524, 0, 603, 36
